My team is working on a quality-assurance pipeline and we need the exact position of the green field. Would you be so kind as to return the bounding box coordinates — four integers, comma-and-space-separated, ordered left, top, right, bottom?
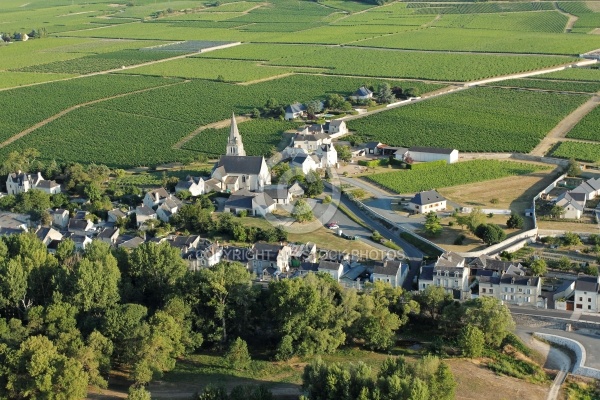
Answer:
551, 142, 600, 162
537, 68, 600, 82
489, 78, 600, 93
0, 71, 76, 88
182, 119, 301, 157
557, 2, 600, 33
0, 74, 181, 143
433, 11, 568, 33
348, 87, 589, 153
116, 58, 300, 82
366, 160, 549, 194
566, 106, 600, 141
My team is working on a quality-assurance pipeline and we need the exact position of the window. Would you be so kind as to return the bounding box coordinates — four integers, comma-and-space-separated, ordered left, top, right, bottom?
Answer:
436, 279, 440, 285
454, 280, 459, 287
589, 298, 592, 302
502, 295, 507, 300
525, 297, 530, 303
526, 289, 531, 295
579, 297, 583, 301
510, 288, 515, 293
489, 289, 493, 294
482, 288, 486, 293
589, 305, 592, 310
510, 295, 514, 300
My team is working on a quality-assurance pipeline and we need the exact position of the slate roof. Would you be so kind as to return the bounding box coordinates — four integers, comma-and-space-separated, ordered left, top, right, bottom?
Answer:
176, 176, 203, 190
118, 236, 145, 249
36, 180, 60, 189
147, 187, 169, 199
575, 275, 599, 292
251, 243, 284, 261
408, 146, 456, 155
419, 265, 435, 281
373, 260, 402, 276
264, 185, 289, 200
328, 120, 345, 129
299, 262, 319, 272
410, 190, 446, 206
136, 205, 156, 217
68, 218, 92, 231
98, 227, 119, 240
225, 189, 275, 210
500, 274, 540, 287
295, 132, 329, 142
364, 141, 382, 149
50, 208, 68, 216
319, 260, 342, 271
108, 208, 127, 219
286, 103, 306, 114
216, 156, 265, 175
354, 86, 373, 96
222, 246, 250, 263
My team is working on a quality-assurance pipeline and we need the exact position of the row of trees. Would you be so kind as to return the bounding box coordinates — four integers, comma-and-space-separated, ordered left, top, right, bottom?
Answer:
0, 231, 517, 398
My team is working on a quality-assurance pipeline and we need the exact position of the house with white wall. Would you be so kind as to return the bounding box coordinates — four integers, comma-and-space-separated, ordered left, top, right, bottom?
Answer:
372, 260, 408, 288
408, 190, 446, 214
419, 252, 470, 299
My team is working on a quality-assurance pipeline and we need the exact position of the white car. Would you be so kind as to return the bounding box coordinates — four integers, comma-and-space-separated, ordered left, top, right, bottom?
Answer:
327, 223, 339, 230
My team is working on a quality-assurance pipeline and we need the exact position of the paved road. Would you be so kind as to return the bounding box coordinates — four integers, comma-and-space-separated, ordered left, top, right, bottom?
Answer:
509, 305, 600, 324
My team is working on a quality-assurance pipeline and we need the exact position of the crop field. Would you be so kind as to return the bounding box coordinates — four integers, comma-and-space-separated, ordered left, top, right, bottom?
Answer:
489, 78, 600, 93
348, 87, 589, 153
365, 160, 549, 194
550, 142, 600, 162
266, 47, 576, 81
557, 2, 600, 33
0, 74, 181, 143
319, 0, 376, 12
117, 58, 299, 82
91, 74, 441, 127
196, 43, 324, 61
433, 12, 568, 33
538, 68, 600, 82
0, 72, 76, 88
351, 28, 600, 55
181, 119, 301, 156
565, 106, 600, 141
407, 2, 554, 12
17, 49, 186, 74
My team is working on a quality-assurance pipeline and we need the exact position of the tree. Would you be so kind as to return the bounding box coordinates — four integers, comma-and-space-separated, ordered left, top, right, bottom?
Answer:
467, 208, 486, 233
474, 224, 506, 245
460, 324, 485, 358
182, 262, 255, 344
455, 215, 470, 230
306, 100, 323, 119
292, 199, 314, 223
424, 212, 442, 237
335, 145, 352, 162
549, 205, 565, 219
529, 259, 547, 276
463, 297, 514, 347
127, 385, 152, 400
563, 232, 582, 246
506, 213, 524, 229
414, 285, 452, 323
171, 203, 214, 233
0, 335, 88, 399
555, 256, 572, 271
225, 337, 251, 370
251, 108, 261, 118
304, 171, 323, 197
125, 242, 189, 309
377, 82, 394, 104
567, 158, 581, 177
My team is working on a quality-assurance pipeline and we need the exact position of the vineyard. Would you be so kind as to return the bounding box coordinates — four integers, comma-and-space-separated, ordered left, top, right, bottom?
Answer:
408, 2, 553, 13
348, 87, 588, 153
366, 160, 549, 194
489, 79, 600, 93
0, 72, 76, 89
117, 58, 299, 82
556, 2, 600, 33
565, 107, 600, 141
181, 119, 301, 157
17, 49, 187, 75
266, 47, 575, 82
550, 142, 600, 163
433, 12, 568, 33
537, 68, 600, 82
0, 74, 180, 144
350, 28, 600, 55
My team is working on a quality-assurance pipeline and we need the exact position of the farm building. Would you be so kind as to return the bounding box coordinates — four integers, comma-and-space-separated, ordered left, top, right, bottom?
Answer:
324, 120, 347, 138
362, 141, 382, 155
408, 190, 446, 214
398, 146, 459, 164
285, 103, 306, 120
350, 86, 373, 101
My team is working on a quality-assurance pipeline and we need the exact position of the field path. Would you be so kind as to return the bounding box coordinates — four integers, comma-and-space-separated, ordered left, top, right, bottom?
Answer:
0, 80, 189, 150
172, 115, 251, 150
553, 2, 579, 33
529, 94, 600, 156
238, 71, 295, 85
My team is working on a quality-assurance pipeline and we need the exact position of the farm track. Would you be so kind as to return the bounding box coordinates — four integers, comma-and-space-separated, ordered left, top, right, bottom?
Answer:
553, 1, 579, 33
172, 115, 251, 150
529, 94, 600, 157
0, 80, 189, 150
237, 72, 295, 85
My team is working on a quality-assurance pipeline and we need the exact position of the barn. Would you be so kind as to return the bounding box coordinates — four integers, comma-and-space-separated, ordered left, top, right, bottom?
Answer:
405, 146, 459, 164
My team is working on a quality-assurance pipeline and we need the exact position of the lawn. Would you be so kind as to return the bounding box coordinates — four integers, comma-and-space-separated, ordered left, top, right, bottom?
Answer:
348, 87, 588, 153
365, 160, 551, 194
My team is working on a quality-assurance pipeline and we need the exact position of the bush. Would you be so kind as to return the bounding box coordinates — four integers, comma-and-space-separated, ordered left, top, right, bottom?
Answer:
358, 158, 388, 168
454, 234, 466, 245
225, 337, 251, 371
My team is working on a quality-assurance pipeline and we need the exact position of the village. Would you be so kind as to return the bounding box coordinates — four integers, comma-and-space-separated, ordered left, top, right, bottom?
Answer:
0, 84, 598, 319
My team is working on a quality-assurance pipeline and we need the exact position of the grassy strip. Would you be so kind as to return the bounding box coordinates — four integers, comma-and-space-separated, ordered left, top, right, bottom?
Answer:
337, 202, 372, 231
400, 232, 443, 258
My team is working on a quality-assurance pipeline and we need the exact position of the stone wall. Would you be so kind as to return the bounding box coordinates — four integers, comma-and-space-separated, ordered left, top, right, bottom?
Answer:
534, 332, 600, 379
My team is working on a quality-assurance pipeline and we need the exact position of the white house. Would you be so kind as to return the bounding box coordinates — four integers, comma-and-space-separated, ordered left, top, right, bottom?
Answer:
408, 190, 446, 214
325, 120, 347, 138
6, 171, 61, 195
143, 188, 170, 209
189, 239, 223, 270
498, 274, 542, 306
50, 209, 69, 229
224, 189, 276, 216
285, 103, 306, 120
402, 147, 459, 164
555, 192, 585, 219
35, 227, 63, 246
249, 242, 292, 274
175, 176, 205, 197
97, 227, 120, 246
290, 153, 320, 174
264, 185, 292, 205
350, 86, 373, 101
574, 275, 600, 312
288, 181, 305, 198
107, 208, 127, 223
156, 196, 183, 222
67, 218, 94, 236
318, 259, 345, 282
292, 132, 331, 153
315, 143, 337, 168
372, 260, 408, 288
135, 205, 157, 228
419, 252, 470, 299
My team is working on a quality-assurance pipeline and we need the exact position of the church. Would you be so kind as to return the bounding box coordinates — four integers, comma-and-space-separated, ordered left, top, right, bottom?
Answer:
210, 114, 271, 193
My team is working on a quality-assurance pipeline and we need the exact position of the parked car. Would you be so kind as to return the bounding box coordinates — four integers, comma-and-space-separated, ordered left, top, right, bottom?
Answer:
326, 222, 339, 230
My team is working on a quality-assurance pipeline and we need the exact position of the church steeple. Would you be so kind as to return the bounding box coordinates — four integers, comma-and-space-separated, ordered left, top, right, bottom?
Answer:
226, 113, 246, 156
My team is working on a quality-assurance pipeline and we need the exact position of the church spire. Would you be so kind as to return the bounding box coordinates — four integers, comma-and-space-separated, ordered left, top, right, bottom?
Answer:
226, 113, 246, 156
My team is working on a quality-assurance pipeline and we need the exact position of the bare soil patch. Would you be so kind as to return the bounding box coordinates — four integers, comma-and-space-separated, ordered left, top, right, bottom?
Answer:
447, 359, 549, 400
